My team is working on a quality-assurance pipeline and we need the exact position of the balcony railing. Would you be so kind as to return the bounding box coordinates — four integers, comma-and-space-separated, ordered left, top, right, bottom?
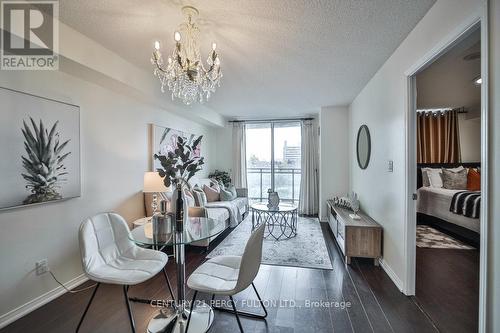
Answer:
247, 167, 301, 203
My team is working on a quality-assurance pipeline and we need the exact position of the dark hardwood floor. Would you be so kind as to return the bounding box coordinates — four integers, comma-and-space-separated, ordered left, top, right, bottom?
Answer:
1, 222, 438, 333
415, 247, 480, 333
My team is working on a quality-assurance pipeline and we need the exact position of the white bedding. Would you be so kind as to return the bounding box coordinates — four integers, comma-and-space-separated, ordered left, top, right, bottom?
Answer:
417, 187, 480, 233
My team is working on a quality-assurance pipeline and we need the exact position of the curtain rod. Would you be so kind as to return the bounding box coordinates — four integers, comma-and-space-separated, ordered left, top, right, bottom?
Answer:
228, 117, 314, 123
416, 107, 468, 114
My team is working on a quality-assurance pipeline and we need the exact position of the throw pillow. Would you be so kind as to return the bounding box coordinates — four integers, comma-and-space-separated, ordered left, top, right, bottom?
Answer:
203, 184, 220, 202
220, 184, 237, 201
467, 168, 481, 191
442, 168, 468, 190
192, 185, 207, 207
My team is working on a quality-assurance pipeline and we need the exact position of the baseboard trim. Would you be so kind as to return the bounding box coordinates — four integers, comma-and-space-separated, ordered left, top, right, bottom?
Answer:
0, 273, 88, 329
378, 258, 404, 292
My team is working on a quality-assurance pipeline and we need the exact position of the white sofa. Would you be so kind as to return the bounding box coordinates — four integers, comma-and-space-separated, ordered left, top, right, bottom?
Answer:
144, 178, 249, 247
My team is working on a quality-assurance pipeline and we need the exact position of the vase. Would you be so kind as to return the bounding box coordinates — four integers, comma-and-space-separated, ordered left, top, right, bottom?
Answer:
170, 183, 189, 231
267, 191, 280, 208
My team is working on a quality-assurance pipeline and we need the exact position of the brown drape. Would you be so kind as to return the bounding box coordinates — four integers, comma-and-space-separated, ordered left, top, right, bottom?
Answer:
417, 110, 461, 163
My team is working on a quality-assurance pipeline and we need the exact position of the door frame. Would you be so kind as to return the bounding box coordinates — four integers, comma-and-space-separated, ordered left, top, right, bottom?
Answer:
403, 3, 488, 332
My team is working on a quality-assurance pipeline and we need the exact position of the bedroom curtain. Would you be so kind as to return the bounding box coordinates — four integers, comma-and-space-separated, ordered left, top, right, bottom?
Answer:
299, 120, 319, 215
232, 122, 247, 188
417, 110, 461, 163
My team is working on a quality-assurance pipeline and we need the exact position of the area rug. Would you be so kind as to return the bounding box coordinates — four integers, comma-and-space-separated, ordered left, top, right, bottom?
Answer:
207, 215, 333, 270
416, 225, 474, 249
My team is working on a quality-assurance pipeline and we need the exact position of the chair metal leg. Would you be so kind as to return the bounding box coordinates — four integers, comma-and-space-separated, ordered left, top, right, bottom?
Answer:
185, 291, 198, 333
162, 268, 176, 302
229, 296, 244, 333
76, 283, 100, 332
212, 283, 268, 319
123, 285, 136, 333
251, 282, 268, 318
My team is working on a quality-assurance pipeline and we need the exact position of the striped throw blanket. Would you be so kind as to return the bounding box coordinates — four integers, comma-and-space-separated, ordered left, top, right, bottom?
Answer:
450, 191, 481, 219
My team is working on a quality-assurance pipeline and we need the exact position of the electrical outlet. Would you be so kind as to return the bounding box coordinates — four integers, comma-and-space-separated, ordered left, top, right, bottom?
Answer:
36, 259, 49, 275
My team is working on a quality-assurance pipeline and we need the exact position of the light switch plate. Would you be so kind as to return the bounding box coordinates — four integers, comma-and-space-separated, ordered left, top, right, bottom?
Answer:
388, 160, 394, 172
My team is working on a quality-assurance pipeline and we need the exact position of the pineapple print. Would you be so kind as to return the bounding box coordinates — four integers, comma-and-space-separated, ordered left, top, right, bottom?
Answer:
21, 118, 71, 205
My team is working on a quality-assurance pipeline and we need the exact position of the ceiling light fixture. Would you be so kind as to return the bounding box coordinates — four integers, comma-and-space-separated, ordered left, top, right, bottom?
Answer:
151, 6, 222, 105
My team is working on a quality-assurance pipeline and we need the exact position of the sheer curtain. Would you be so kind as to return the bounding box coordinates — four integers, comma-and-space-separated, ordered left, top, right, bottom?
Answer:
232, 122, 247, 188
299, 120, 319, 215
417, 110, 461, 163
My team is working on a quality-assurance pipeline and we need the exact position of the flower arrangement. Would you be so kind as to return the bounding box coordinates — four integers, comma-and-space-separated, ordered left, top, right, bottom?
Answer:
154, 134, 204, 188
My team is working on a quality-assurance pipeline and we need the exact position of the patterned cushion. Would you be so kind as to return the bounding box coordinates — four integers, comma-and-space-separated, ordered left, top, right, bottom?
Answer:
220, 185, 237, 201
442, 168, 468, 190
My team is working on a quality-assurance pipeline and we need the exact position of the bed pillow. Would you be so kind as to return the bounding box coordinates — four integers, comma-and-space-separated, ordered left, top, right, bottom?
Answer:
203, 184, 220, 202
442, 168, 468, 190
467, 168, 481, 191
422, 166, 464, 188
422, 168, 443, 188
421, 170, 430, 187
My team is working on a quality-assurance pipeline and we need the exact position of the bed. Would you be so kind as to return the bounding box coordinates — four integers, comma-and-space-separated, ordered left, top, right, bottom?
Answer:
416, 162, 481, 246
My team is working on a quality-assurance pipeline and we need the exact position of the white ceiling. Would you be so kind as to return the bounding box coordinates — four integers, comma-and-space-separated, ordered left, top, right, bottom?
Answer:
59, 0, 435, 119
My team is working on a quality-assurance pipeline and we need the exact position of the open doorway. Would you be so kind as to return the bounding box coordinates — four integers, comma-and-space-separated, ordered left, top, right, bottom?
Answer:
412, 26, 482, 332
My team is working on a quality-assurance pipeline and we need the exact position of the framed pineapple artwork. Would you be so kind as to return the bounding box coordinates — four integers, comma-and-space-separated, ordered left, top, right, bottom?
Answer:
0, 87, 81, 210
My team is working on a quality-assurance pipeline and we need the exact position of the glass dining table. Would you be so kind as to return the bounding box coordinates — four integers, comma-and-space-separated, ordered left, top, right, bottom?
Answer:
129, 216, 226, 333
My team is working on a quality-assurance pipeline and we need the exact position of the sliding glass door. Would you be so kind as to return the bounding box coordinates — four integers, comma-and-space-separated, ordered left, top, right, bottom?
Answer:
246, 121, 301, 203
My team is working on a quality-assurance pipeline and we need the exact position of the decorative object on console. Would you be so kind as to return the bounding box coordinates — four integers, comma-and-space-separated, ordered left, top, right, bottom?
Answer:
151, 5, 222, 105
0, 87, 80, 210
143, 171, 168, 216
348, 192, 361, 220
331, 196, 353, 211
267, 188, 280, 208
208, 170, 231, 187
356, 124, 371, 169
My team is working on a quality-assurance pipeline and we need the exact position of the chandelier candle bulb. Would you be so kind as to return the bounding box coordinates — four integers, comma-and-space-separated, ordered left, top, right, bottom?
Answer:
212, 42, 217, 51
154, 41, 160, 50
174, 31, 181, 42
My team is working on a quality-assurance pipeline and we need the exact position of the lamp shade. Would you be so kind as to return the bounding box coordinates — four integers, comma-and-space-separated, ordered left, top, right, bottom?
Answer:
143, 172, 168, 193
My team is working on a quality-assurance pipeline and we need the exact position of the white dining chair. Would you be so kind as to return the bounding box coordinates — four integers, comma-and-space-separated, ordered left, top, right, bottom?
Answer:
77, 212, 175, 332
185, 222, 267, 332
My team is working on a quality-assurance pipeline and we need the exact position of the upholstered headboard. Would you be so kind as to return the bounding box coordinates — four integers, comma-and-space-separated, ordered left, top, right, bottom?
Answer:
417, 162, 481, 189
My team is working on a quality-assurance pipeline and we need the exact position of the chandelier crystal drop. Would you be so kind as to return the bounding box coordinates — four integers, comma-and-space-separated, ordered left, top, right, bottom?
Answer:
151, 6, 222, 105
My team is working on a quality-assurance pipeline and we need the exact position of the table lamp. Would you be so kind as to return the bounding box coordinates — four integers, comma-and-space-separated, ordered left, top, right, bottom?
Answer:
143, 172, 168, 216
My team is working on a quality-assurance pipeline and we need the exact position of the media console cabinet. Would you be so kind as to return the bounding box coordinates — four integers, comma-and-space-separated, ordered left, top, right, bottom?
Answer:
326, 200, 383, 265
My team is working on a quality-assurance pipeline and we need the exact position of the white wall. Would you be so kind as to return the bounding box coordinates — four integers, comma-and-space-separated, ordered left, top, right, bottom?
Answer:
214, 124, 233, 174
319, 106, 349, 221
348, 0, 484, 291
487, 0, 500, 331
458, 114, 481, 162
0, 63, 216, 326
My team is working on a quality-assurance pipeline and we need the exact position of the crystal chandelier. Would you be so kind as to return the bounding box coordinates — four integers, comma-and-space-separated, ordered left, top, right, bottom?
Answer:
151, 6, 222, 105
